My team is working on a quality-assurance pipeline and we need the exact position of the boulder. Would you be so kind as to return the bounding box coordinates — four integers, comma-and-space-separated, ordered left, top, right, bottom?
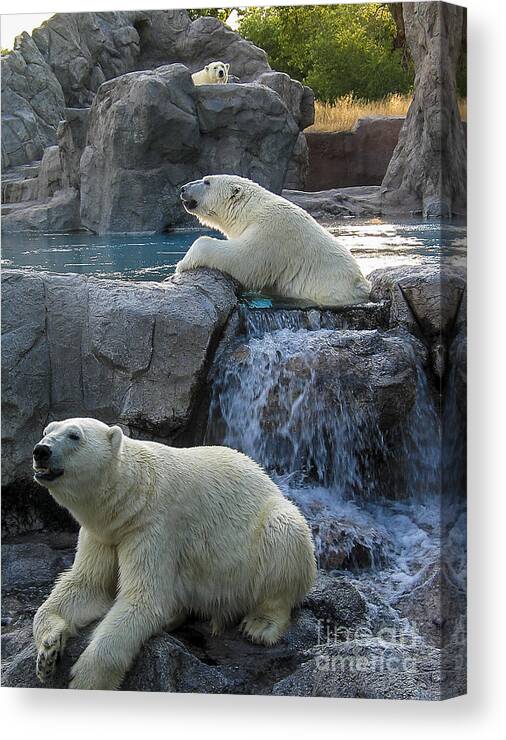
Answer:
57, 108, 91, 190
370, 265, 467, 342
311, 516, 390, 571
80, 65, 299, 233
393, 561, 466, 647
257, 72, 314, 130
303, 573, 367, 630
36, 145, 62, 200
283, 185, 381, 222
1, 188, 81, 233
31, 12, 142, 107
2, 543, 74, 592
133, 11, 271, 82
2, 9, 314, 175
272, 635, 466, 699
381, 4, 466, 217
1, 268, 237, 488
283, 132, 309, 190
1, 32, 66, 169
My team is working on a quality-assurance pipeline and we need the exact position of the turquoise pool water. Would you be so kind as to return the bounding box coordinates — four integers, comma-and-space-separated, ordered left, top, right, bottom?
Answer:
1, 219, 466, 291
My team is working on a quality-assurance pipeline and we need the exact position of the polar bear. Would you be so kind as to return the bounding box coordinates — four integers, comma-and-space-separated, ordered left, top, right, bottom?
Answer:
31, 417, 316, 691
176, 174, 371, 306
191, 61, 229, 85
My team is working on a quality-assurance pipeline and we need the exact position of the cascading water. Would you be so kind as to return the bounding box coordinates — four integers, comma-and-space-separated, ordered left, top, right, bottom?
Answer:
205, 305, 466, 639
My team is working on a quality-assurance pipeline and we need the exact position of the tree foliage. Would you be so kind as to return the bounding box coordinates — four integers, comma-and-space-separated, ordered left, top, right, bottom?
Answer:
187, 8, 232, 23
237, 4, 414, 102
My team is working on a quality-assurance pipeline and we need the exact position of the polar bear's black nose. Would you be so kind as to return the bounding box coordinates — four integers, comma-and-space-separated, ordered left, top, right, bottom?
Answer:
219, 69, 224, 77
33, 444, 52, 463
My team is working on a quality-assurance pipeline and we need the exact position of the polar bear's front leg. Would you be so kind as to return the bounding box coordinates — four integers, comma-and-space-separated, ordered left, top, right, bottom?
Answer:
175, 236, 228, 274
69, 597, 165, 690
69, 536, 170, 690
33, 529, 117, 683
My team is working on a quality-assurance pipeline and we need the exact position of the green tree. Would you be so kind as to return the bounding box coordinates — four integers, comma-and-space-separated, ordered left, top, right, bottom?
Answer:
238, 4, 414, 102
187, 8, 233, 24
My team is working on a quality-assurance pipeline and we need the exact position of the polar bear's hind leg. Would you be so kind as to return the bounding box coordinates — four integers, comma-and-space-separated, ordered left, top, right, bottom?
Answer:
241, 598, 292, 646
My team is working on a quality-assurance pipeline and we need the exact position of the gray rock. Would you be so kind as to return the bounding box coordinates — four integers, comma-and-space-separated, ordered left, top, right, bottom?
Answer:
369, 265, 467, 367
1, 32, 66, 169
303, 572, 367, 630
283, 132, 309, 190
132, 11, 271, 83
272, 636, 466, 699
310, 516, 390, 571
283, 185, 382, 222
2, 10, 314, 175
2, 543, 74, 591
226, 328, 425, 434
393, 562, 466, 647
31, 12, 142, 107
381, 4, 466, 217
256, 72, 309, 130
1, 188, 81, 233
36, 146, 62, 200
57, 108, 90, 190
1, 268, 237, 488
122, 634, 232, 693
80, 66, 299, 233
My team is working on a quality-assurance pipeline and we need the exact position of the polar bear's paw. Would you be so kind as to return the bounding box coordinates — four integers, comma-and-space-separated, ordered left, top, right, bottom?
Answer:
240, 603, 291, 647
36, 629, 67, 683
69, 650, 123, 691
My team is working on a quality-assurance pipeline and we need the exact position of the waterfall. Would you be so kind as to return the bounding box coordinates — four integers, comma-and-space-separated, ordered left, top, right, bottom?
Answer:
205, 305, 464, 611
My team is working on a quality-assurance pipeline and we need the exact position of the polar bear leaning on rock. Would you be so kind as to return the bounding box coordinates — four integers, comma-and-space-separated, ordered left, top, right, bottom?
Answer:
177, 174, 371, 306
32, 417, 316, 690
191, 61, 229, 85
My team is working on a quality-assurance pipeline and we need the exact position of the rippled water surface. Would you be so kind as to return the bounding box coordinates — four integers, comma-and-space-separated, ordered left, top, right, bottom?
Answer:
2, 218, 466, 287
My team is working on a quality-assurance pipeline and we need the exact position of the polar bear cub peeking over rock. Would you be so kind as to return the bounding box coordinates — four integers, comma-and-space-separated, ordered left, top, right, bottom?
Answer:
32, 418, 316, 691
191, 61, 229, 85
177, 174, 371, 306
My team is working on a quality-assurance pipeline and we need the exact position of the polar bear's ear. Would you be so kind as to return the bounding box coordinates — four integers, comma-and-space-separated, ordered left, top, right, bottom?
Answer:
108, 425, 123, 454
225, 63, 230, 71
205, 65, 210, 71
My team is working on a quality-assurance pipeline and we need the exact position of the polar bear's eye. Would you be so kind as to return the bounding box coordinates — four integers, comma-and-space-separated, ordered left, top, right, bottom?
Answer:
68, 432, 80, 441
204, 180, 210, 186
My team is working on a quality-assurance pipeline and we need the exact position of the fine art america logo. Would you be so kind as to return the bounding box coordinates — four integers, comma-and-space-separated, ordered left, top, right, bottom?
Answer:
314, 619, 467, 674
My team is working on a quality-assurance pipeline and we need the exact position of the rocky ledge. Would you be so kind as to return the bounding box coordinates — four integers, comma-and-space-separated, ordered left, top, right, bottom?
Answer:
1, 548, 465, 699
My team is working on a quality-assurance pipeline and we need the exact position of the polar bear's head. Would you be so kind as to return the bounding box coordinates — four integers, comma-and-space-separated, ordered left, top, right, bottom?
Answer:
205, 61, 229, 83
32, 417, 123, 492
180, 174, 260, 234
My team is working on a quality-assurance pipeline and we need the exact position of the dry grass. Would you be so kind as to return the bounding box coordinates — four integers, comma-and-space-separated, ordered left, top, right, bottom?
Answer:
307, 93, 467, 133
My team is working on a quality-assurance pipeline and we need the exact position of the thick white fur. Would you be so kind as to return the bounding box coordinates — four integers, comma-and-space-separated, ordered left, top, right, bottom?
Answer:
191, 61, 229, 85
32, 418, 316, 691
176, 174, 371, 306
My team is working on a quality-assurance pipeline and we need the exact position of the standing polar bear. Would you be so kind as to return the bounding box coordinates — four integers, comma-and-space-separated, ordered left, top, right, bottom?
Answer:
177, 174, 371, 306
32, 418, 316, 691
191, 61, 229, 85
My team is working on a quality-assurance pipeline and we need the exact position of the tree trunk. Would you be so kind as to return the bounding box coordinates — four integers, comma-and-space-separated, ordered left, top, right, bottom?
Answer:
381, 2, 466, 218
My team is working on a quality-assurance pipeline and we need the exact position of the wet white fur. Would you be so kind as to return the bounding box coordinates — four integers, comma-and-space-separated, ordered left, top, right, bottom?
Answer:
32, 418, 316, 690
176, 174, 371, 306
191, 61, 229, 85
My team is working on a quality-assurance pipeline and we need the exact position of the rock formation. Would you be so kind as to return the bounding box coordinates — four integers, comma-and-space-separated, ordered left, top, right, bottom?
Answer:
1, 10, 315, 233
381, 2, 467, 217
